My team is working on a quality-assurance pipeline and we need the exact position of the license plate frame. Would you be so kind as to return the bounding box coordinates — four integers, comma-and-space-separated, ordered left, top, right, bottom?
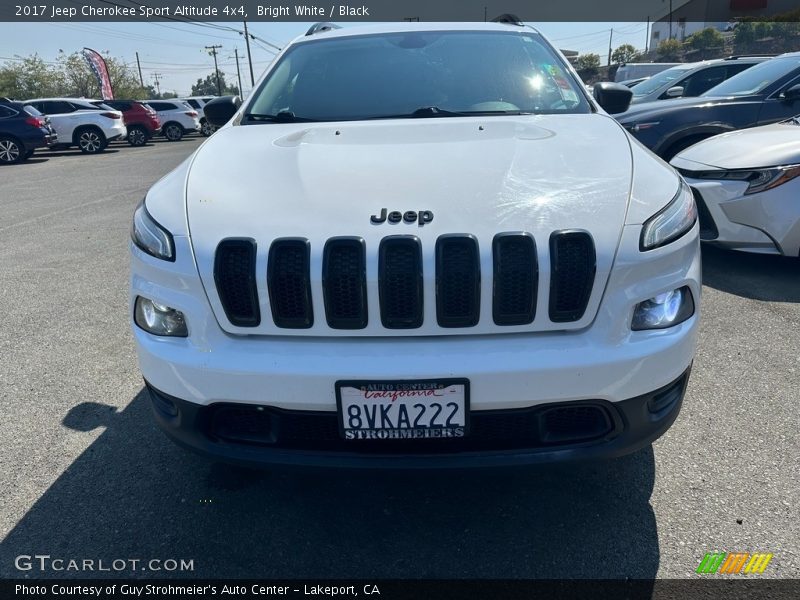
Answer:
335, 378, 470, 441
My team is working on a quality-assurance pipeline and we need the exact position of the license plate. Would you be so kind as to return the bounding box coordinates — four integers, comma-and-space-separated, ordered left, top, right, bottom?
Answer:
336, 379, 469, 441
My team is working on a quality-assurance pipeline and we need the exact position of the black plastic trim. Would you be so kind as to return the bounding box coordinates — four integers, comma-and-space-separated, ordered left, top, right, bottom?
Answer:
322, 237, 368, 330
213, 238, 260, 327
267, 238, 313, 329
492, 232, 537, 326
548, 230, 596, 323
378, 236, 423, 329
436, 234, 481, 328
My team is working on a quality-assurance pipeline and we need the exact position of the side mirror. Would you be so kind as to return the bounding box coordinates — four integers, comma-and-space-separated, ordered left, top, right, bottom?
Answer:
203, 95, 242, 127
781, 84, 800, 102
665, 86, 684, 98
593, 82, 634, 114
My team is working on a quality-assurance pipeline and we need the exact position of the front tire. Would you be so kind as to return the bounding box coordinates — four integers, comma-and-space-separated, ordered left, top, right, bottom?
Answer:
76, 128, 107, 154
0, 136, 23, 164
127, 125, 148, 147
164, 123, 183, 142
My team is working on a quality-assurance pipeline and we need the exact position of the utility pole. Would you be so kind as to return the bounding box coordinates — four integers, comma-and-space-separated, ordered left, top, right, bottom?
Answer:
645, 17, 650, 54
233, 48, 243, 96
669, 0, 673, 40
152, 72, 162, 97
242, 20, 255, 87
205, 44, 223, 95
607, 28, 613, 66
135, 51, 144, 88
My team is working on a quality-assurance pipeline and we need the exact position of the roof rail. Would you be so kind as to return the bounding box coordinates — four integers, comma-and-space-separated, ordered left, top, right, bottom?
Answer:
306, 22, 341, 36
724, 54, 778, 60
491, 14, 523, 26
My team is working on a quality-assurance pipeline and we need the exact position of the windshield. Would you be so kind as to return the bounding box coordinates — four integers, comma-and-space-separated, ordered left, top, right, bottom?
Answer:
702, 57, 799, 97
245, 31, 590, 122
631, 65, 693, 97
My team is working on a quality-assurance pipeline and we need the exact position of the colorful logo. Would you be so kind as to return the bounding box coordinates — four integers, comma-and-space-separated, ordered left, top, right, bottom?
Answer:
696, 552, 774, 574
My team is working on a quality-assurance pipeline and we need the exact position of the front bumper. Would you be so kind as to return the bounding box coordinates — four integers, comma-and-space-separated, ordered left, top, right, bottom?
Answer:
684, 177, 800, 257
146, 367, 690, 468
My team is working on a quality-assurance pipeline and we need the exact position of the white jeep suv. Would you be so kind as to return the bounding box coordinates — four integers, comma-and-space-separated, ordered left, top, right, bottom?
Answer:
23, 98, 126, 153
131, 22, 700, 468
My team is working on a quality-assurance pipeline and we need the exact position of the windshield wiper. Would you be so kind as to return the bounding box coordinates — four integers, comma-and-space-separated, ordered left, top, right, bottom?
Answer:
367, 106, 532, 120
243, 111, 319, 123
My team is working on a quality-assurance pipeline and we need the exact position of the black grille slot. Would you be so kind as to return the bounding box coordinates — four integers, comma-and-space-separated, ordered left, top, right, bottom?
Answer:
267, 239, 313, 328
213, 238, 260, 327
323, 238, 368, 329
691, 187, 718, 241
493, 233, 537, 325
379, 236, 423, 329
549, 231, 596, 322
436, 235, 480, 327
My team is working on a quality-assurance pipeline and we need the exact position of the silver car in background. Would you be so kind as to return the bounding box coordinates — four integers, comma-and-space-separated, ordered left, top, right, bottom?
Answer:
671, 116, 800, 257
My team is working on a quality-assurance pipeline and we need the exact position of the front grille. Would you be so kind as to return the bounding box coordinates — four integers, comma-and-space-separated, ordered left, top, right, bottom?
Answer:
549, 231, 596, 323
436, 235, 480, 328
213, 232, 598, 331
206, 401, 616, 452
691, 187, 719, 241
213, 238, 260, 327
268, 239, 313, 328
379, 236, 424, 329
323, 238, 368, 329
493, 233, 537, 325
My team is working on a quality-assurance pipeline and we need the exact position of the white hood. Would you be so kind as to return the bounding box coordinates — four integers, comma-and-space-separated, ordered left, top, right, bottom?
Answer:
185, 114, 635, 335
672, 121, 800, 170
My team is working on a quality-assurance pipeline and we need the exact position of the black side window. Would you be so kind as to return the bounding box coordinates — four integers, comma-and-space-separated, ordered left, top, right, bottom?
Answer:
47, 101, 75, 113
0, 106, 14, 119
149, 102, 170, 111
726, 63, 756, 78
680, 66, 728, 97
186, 99, 200, 108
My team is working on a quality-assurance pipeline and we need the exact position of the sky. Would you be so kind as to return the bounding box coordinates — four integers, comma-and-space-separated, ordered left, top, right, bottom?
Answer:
0, 21, 652, 97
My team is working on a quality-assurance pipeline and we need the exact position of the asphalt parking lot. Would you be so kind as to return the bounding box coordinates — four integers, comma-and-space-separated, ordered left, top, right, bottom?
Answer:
0, 138, 798, 580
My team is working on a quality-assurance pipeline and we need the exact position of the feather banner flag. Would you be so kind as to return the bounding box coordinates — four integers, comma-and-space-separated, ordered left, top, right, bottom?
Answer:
82, 48, 114, 100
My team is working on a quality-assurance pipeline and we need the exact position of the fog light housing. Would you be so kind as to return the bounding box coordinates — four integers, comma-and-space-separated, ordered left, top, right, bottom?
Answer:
632, 287, 694, 331
134, 296, 188, 337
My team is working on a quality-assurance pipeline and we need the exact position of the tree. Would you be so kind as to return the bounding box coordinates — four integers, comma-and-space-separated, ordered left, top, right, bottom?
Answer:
685, 27, 725, 59
575, 53, 601, 81
733, 21, 758, 54
611, 44, 641, 65
191, 72, 239, 96
656, 39, 683, 61
0, 54, 63, 99
56, 51, 146, 99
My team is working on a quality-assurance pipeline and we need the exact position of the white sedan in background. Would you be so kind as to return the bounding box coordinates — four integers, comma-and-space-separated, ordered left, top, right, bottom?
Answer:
671, 117, 800, 257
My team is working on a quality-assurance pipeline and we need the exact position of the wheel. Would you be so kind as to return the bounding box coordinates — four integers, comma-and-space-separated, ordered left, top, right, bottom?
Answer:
76, 128, 107, 154
164, 123, 183, 141
127, 126, 148, 147
200, 119, 215, 137
0, 136, 23, 164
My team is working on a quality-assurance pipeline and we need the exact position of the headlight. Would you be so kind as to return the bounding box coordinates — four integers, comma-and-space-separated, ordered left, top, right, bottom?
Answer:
131, 199, 175, 261
691, 164, 800, 195
640, 179, 697, 251
632, 287, 695, 331
134, 297, 188, 337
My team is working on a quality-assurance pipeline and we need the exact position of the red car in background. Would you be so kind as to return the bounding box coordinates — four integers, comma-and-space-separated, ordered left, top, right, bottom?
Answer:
94, 100, 161, 146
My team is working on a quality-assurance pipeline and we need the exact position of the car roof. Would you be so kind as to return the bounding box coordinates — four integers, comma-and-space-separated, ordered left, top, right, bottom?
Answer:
289, 21, 540, 46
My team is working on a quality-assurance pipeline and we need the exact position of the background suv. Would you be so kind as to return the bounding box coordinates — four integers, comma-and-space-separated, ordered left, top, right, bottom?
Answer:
0, 101, 57, 164
618, 52, 800, 158
179, 96, 216, 136
97, 100, 161, 146
146, 100, 200, 141
628, 56, 768, 106
23, 98, 126, 154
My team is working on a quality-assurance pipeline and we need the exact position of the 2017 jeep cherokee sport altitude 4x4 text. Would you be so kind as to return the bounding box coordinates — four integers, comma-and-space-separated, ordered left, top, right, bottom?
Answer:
131, 23, 700, 468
